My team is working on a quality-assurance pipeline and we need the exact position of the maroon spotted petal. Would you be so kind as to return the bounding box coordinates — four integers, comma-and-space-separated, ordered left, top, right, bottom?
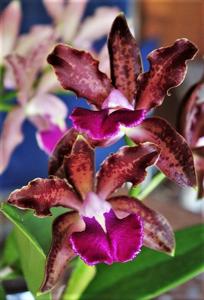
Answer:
7, 178, 81, 216
70, 107, 145, 140
47, 44, 112, 108
178, 81, 204, 147
135, 39, 198, 110
127, 117, 196, 187
64, 136, 94, 199
108, 13, 142, 105
109, 196, 175, 255
41, 212, 84, 292
48, 128, 78, 177
96, 144, 160, 199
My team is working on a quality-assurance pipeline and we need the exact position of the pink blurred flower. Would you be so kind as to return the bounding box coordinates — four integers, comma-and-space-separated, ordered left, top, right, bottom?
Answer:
0, 24, 67, 174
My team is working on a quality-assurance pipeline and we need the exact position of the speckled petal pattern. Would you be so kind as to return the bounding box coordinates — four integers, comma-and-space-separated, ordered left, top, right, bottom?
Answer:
135, 39, 198, 110
64, 136, 94, 199
96, 144, 160, 199
41, 212, 84, 292
8, 177, 81, 216
108, 13, 142, 105
127, 117, 196, 187
47, 44, 112, 108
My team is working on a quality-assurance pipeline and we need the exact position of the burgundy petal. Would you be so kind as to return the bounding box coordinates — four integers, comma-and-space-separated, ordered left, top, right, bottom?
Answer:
70, 107, 145, 140
178, 81, 204, 147
48, 128, 78, 177
8, 178, 81, 216
109, 196, 175, 255
70, 209, 143, 265
127, 117, 196, 187
135, 39, 198, 110
108, 13, 142, 105
96, 144, 160, 199
41, 212, 84, 292
47, 44, 112, 108
64, 136, 94, 199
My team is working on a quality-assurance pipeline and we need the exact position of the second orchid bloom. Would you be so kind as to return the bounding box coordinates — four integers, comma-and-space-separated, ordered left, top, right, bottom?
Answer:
48, 13, 198, 188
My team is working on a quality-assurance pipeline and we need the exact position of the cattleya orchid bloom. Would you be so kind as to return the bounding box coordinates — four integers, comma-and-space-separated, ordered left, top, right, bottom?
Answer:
8, 134, 175, 291
48, 13, 197, 188
178, 79, 204, 198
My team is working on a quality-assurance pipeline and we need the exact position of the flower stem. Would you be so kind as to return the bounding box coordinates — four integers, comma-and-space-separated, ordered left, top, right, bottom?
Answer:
62, 259, 96, 300
130, 172, 166, 200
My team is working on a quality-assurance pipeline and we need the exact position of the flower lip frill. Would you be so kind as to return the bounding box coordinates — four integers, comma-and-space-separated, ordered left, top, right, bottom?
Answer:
7, 134, 175, 291
178, 79, 204, 198
47, 13, 197, 188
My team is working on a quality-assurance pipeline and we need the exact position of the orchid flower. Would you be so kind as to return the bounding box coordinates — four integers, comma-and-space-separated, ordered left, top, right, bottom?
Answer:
178, 79, 204, 198
48, 13, 197, 188
0, 26, 68, 174
8, 134, 175, 291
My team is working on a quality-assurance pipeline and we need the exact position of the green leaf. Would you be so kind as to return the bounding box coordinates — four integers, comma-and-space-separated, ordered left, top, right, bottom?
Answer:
0, 103, 14, 112
0, 203, 59, 299
0, 284, 6, 300
0, 230, 21, 270
62, 259, 96, 300
81, 224, 204, 300
1, 91, 17, 102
